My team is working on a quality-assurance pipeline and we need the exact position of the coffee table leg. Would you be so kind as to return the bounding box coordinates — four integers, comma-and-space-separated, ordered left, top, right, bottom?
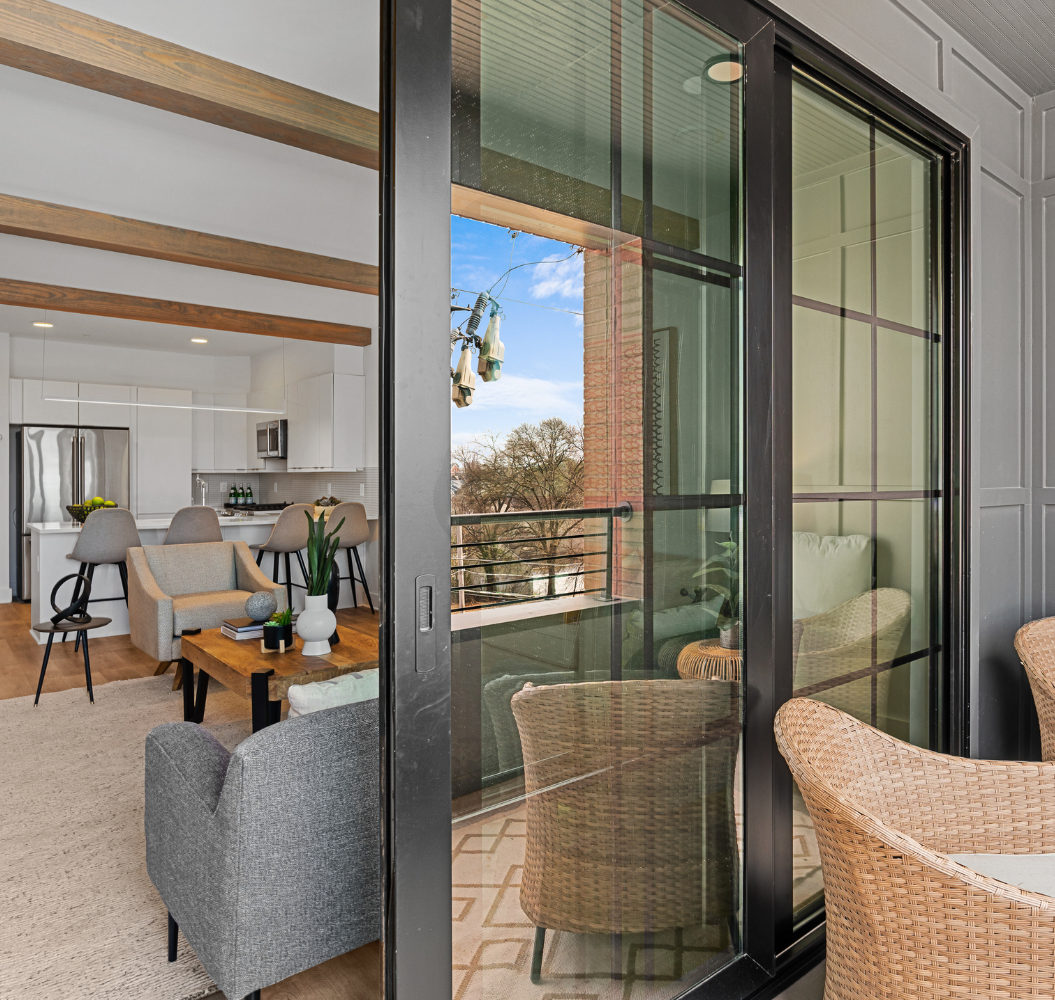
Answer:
194, 670, 210, 724
251, 669, 275, 733
181, 658, 194, 721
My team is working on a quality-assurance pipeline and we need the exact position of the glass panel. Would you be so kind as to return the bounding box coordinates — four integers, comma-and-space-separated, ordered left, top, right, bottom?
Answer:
792, 308, 871, 494
790, 73, 942, 928
452, 1, 744, 994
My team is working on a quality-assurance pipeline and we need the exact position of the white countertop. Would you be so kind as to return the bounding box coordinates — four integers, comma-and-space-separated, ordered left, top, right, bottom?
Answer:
28, 511, 283, 534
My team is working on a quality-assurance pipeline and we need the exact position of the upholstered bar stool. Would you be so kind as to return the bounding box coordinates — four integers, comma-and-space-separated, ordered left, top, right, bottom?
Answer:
165, 506, 223, 544
326, 502, 375, 613
251, 503, 313, 610
64, 507, 141, 645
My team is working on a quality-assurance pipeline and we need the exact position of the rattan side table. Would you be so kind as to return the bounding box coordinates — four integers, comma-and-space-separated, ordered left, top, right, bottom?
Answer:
675, 638, 742, 682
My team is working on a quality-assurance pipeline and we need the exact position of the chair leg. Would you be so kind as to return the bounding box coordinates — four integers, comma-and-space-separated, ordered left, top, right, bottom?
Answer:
244, 992, 261, 1000
168, 912, 178, 962
34, 632, 56, 706
255, 548, 263, 567
272, 551, 280, 587
296, 549, 309, 593
353, 547, 375, 614
531, 927, 545, 984
346, 547, 358, 609
172, 661, 183, 691
284, 552, 293, 610
81, 632, 95, 704
118, 560, 129, 604
154, 661, 171, 676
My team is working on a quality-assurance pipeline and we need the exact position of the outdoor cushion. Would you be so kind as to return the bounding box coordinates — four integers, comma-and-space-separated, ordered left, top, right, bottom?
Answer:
287, 670, 379, 717
792, 531, 871, 619
946, 853, 1055, 898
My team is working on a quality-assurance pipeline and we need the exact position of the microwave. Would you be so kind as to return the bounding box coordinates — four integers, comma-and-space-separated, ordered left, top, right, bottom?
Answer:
256, 419, 287, 459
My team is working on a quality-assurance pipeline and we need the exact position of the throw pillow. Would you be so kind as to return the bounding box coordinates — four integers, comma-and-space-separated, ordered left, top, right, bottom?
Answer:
287, 668, 379, 717
793, 531, 871, 619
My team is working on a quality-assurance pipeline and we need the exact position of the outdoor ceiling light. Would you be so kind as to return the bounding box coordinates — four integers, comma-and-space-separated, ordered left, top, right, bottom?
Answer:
683, 54, 742, 93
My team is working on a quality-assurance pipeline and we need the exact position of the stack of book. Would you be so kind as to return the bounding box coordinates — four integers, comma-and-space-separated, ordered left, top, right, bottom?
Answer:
221, 617, 298, 640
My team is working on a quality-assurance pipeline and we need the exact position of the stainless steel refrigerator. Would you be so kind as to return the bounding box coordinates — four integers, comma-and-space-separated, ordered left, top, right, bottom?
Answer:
11, 425, 130, 600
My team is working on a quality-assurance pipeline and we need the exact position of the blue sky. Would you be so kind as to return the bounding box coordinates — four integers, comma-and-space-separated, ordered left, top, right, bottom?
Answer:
450, 216, 584, 451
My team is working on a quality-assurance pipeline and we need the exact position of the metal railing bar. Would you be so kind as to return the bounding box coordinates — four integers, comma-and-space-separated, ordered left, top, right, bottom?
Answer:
452, 506, 615, 526
454, 586, 607, 611
452, 549, 609, 573
450, 531, 604, 549
450, 567, 597, 592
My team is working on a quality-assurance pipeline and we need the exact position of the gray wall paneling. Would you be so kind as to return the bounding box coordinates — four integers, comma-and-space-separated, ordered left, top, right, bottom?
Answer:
781, 0, 1036, 758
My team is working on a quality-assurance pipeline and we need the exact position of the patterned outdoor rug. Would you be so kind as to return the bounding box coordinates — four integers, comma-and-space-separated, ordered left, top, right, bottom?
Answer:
0, 675, 252, 1000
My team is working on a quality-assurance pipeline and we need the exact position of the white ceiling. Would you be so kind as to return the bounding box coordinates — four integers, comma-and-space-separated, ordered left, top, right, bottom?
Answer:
0, 306, 286, 356
919, 0, 1055, 95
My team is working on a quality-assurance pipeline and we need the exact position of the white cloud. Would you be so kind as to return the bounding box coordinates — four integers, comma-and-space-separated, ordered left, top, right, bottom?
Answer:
469, 374, 583, 419
530, 254, 584, 300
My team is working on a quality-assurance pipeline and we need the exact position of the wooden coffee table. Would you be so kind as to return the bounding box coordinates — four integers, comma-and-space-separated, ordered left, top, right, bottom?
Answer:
179, 624, 379, 732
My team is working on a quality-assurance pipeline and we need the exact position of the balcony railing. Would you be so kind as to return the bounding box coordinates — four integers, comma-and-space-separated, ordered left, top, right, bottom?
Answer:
451, 506, 621, 610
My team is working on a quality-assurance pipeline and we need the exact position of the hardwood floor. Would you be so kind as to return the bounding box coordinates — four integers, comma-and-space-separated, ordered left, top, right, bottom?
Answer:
0, 601, 379, 701
1, 599, 382, 1000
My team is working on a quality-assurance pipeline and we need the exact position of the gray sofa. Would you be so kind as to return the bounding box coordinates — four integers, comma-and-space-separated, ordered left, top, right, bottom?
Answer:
145, 699, 379, 1000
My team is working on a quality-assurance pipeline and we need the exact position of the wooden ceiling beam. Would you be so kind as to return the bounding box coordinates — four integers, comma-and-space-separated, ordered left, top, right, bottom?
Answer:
0, 0, 379, 168
0, 277, 371, 345
0, 192, 379, 294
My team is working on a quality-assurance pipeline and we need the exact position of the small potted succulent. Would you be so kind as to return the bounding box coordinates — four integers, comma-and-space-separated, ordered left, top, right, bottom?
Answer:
263, 606, 294, 650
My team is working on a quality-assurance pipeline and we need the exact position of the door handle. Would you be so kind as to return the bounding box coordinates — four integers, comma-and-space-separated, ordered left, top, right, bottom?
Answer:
415, 573, 436, 673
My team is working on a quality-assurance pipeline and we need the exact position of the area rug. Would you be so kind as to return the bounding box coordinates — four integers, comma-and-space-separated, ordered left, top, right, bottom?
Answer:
0, 675, 253, 1000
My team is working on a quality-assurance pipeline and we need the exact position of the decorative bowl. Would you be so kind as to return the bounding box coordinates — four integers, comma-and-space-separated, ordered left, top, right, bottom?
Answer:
67, 504, 92, 523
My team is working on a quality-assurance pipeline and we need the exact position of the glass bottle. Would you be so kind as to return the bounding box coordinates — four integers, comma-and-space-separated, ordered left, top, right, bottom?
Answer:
246, 484, 254, 506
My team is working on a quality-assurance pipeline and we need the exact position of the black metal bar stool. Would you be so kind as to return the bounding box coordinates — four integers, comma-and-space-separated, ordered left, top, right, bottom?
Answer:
63, 507, 141, 650
324, 502, 375, 613
33, 571, 112, 705
250, 503, 314, 609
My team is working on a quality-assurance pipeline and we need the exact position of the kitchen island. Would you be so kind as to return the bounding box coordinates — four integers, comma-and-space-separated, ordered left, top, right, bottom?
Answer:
27, 510, 366, 644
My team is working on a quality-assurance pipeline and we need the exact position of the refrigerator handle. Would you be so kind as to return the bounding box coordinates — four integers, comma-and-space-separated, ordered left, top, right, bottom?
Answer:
71, 437, 79, 505
80, 436, 86, 504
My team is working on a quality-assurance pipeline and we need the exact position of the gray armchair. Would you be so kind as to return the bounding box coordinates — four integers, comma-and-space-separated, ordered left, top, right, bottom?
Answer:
145, 699, 380, 1000
126, 540, 285, 663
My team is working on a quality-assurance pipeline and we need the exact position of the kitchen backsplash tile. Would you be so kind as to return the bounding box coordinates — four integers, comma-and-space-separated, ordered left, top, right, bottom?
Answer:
192, 469, 378, 518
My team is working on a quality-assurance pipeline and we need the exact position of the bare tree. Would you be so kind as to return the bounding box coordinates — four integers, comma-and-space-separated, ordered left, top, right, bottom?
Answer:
452, 419, 585, 602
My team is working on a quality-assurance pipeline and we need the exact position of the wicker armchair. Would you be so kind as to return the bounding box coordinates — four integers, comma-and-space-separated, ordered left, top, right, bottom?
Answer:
1015, 617, 1055, 760
793, 588, 910, 723
510, 678, 740, 983
775, 697, 1055, 999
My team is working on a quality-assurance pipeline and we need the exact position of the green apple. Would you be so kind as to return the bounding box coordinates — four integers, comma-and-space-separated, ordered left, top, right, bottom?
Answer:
102, 500, 116, 507
91, 496, 105, 505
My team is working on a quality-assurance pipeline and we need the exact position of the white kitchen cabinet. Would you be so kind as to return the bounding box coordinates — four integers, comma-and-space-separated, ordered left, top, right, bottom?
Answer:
192, 393, 250, 472
137, 387, 192, 516
78, 383, 132, 427
191, 393, 215, 471
285, 373, 365, 471
21, 380, 78, 425
9, 379, 22, 424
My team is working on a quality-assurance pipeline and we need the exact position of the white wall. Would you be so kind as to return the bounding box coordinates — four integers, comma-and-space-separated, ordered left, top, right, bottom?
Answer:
778, 0, 1036, 757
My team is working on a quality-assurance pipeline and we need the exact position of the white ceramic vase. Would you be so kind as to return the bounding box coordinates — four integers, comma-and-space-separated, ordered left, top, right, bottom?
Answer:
298, 594, 336, 656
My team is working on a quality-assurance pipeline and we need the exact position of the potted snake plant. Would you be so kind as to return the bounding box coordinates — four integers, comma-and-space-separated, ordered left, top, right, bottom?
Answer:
693, 536, 741, 649
296, 512, 345, 656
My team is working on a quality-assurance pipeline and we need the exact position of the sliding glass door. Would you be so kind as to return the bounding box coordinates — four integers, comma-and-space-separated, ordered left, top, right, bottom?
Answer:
381, 2, 967, 998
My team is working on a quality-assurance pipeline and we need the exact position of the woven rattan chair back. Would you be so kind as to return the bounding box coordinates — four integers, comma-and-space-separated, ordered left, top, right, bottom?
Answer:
776, 697, 1055, 1000
793, 587, 910, 723
511, 678, 740, 936
1015, 617, 1055, 760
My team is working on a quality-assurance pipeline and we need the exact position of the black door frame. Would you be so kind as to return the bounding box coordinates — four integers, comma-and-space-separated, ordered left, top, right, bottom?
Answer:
379, 0, 969, 997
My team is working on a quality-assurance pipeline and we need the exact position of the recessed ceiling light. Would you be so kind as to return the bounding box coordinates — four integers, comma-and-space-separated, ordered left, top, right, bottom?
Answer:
32, 321, 53, 328
191, 338, 209, 343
